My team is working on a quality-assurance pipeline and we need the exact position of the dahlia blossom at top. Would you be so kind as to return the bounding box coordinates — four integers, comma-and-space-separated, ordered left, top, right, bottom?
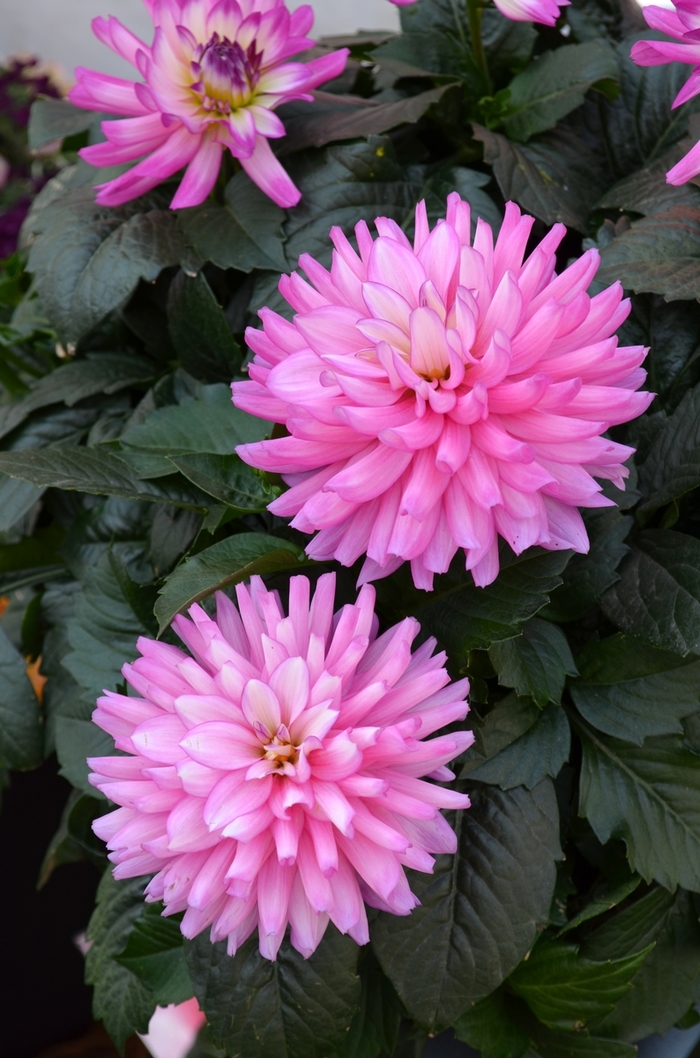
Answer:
68, 0, 348, 209
631, 0, 700, 184
386, 0, 569, 28
233, 196, 652, 591
88, 574, 472, 960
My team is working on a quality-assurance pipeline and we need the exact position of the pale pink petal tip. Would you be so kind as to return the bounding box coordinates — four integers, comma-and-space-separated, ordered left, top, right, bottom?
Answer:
70, 0, 348, 209
232, 195, 652, 591
89, 574, 472, 961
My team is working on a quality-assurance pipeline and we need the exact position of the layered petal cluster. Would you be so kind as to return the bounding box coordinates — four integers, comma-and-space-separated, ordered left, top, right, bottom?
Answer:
233, 196, 652, 590
68, 0, 348, 208
89, 574, 472, 960
386, 0, 569, 27
631, 1, 700, 183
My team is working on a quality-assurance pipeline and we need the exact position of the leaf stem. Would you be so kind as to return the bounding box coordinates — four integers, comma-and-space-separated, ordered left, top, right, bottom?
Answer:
466, 0, 492, 94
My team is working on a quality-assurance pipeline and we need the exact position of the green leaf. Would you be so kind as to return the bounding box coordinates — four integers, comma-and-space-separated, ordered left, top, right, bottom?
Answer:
371, 780, 562, 1030
116, 907, 193, 1007
25, 188, 200, 342
0, 475, 45, 533
0, 353, 155, 444
489, 618, 577, 707
582, 887, 700, 1040
166, 271, 242, 384
155, 532, 306, 632
638, 383, 700, 513
329, 950, 402, 1058
278, 86, 454, 154
85, 871, 156, 1053
55, 699, 115, 797
502, 41, 617, 142
0, 445, 208, 509
508, 935, 652, 1031
463, 693, 542, 771
169, 453, 279, 512
28, 97, 97, 151
0, 625, 42, 770
528, 1026, 637, 1057
557, 875, 642, 937
597, 206, 700, 301
597, 151, 700, 218
415, 548, 571, 664
576, 719, 700, 891
184, 927, 361, 1058
38, 789, 105, 888
149, 506, 201, 578
601, 529, 700, 656
454, 989, 529, 1058
571, 634, 700, 744
463, 702, 571, 790
473, 124, 606, 234
177, 170, 287, 272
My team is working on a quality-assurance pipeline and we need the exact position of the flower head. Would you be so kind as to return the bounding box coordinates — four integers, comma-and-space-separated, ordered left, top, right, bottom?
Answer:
631, 1, 700, 184
89, 574, 472, 961
386, 0, 569, 26
68, 0, 348, 209
232, 197, 652, 591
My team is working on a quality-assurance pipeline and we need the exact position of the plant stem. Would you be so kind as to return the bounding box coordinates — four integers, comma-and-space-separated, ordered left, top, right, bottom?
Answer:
466, 0, 492, 94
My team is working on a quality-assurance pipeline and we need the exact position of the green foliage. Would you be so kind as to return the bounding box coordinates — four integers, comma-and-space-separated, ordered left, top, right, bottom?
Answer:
0, 624, 42, 770
115, 906, 193, 1006
489, 618, 577, 706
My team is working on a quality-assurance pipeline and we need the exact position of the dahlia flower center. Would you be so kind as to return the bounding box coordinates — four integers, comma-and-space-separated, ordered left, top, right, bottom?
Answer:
191, 34, 262, 113
261, 724, 300, 768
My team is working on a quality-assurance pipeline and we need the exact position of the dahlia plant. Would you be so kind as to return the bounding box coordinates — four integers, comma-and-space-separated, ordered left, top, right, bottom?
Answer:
5, 0, 700, 1056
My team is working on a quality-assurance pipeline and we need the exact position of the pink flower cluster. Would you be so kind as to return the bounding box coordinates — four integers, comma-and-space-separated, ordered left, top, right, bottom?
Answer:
632, 0, 700, 184
233, 196, 652, 591
89, 575, 472, 960
387, 0, 569, 27
69, 0, 348, 209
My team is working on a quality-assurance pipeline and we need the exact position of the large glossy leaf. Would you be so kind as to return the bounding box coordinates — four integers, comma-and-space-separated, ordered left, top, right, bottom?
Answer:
177, 170, 287, 272
154, 532, 306, 631
462, 702, 571, 790
489, 617, 577, 706
473, 124, 606, 233
597, 206, 700, 301
601, 530, 700, 656
85, 872, 156, 1052
508, 936, 652, 1031
571, 633, 700, 744
0, 625, 42, 770
116, 907, 193, 1007
371, 780, 562, 1030
638, 383, 700, 513
502, 41, 617, 142
170, 453, 279, 512
28, 97, 96, 150
184, 927, 361, 1058
577, 719, 700, 891
167, 271, 242, 384
582, 887, 700, 1040
454, 989, 529, 1058
415, 549, 571, 664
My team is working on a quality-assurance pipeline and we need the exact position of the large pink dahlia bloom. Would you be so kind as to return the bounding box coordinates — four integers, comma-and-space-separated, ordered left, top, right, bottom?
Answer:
232, 197, 652, 591
89, 574, 472, 960
386, 0, 569, 27
631, 1, 700, 184
68, 0, 348, 209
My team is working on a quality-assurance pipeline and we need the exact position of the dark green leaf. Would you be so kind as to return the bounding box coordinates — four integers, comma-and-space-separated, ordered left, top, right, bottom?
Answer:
577, 719, 700, 891
0, 625, 42, 770
371, 780, 562, 1030
473, 124, 606, 233
184, 927, 361, 1058
571, 634, 700, 744
170, 453, 279, 512
502, 41, 617, 142
149, 506, 201, 578
462, 693, 541, 772
638, 383, 700, 513
508, 935, 652, 1031
155, 532, 306, 632
167, 271, 242, 384
454, 988, 529, 1058
557, 875, 642, 937
28, 97, 97, 151
597, 206, 700, 301
582, 887, 700, 1040
542, 510, 633, 623
177, 170, 287, 272
55, 699, 115, 797
529, 1026, 637, 1057
116, 908, 193, 1007
0, 478, 45, 534
85, 872, 156, 1052
415, 549, 571, 664
601, 529, 700, 656
489, 618, 576, 707
0, 445, 207, 508
329, 950, 402, 1058
463, 703, 571, 790
598, 150, 700, 217
38, 789, 105, 888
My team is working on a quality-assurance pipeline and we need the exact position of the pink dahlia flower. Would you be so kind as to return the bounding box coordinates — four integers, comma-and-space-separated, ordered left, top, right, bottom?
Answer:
631, 1, 700, 184
386, 0, 568, 24
232, 197, 652, 591
68, 0, 348, 209
89, 574, 472, 960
